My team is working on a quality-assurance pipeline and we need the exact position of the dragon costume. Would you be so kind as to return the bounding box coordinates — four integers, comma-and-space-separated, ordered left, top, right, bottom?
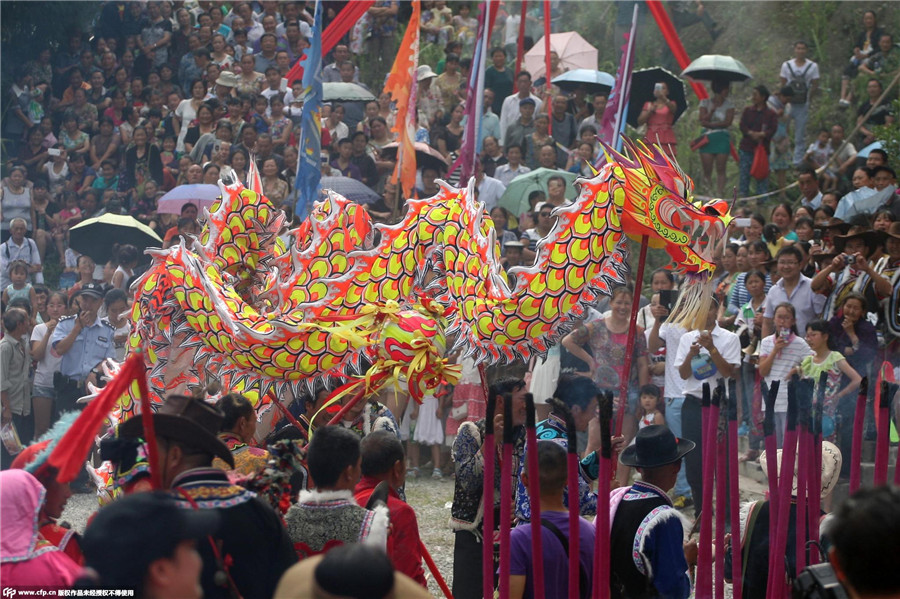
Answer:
104, 139, 729, 425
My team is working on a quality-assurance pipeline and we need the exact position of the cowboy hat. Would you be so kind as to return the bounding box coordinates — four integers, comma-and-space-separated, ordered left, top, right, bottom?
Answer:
759, 441, 842, 499
833, 228, 884, 257
619, 425, 695, 469
883, 221, 900, 243
274, 546, 432, 599
119, 395, 235, 467
814, 220, 851, 236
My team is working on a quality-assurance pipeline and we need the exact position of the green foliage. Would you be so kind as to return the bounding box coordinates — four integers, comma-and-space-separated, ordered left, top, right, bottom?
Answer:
871, 98, 900, 159
794, 0, 840, 64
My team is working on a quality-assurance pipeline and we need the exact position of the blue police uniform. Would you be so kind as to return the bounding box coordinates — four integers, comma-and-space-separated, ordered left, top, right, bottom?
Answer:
50, 314, 116, 411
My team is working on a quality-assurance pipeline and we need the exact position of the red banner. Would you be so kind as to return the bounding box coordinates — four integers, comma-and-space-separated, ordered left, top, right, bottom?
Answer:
321, 1, 375, 55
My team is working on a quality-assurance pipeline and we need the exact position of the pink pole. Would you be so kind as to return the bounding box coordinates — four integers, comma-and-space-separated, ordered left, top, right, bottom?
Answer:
524, 393, 545, 597
696, 383, 715, 598
849, 378, 868, 494
874, 380, 893, 485
763, 381, 781, 584
593, 392, 613, 599
543, 0, 552, 134
808, 372, 827, 564
712, 384, 726, 599
482, 373, 497, 599
794, 383, 812, 576
767, 382, 798, 599
566, 414, 581, 599
498, 394, 514, 599
727, 380, 743, 599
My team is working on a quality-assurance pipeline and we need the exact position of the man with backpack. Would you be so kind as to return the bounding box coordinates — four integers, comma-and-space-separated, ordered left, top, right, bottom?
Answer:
779, 41, 820, 167
509, 440, 596, 599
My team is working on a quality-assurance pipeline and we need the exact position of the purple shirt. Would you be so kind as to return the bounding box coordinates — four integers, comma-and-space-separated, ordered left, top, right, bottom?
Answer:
509, 510, 595, 599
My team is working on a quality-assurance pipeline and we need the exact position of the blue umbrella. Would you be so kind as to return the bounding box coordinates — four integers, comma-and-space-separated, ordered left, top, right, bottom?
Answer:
157, 184, 221, 215
857, 141, 883, 158
552, 69, 616, 95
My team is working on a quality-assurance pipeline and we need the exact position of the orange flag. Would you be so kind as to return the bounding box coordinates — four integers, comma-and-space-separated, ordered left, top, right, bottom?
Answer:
385, 0, 421, 199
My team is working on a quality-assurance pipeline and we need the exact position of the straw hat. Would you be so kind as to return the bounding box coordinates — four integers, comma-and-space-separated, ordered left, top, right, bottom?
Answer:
759, 441, 842, 498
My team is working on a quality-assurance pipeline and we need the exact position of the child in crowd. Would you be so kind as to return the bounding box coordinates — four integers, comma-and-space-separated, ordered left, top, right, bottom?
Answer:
159, 136, 178, 172
804, 129, 837, 191
791, 320, 862, 440
637, 383, 666, 429
408, 391, 448, 480
2, 261, 38, 309
758, 303, 811, 447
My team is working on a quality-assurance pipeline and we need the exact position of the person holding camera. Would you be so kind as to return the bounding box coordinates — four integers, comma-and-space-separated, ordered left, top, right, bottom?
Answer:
812, 228, 884, 320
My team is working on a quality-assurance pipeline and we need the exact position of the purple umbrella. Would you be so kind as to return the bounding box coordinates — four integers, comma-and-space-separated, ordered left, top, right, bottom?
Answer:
320, 176, 382, 205
156, 184, 222, 214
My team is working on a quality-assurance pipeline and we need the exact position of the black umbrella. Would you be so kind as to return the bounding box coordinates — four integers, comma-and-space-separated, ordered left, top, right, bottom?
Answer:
320, 176, 381, 205
69, 214, 163, 265
378, 142, 449, 174
626, 67, 687, 129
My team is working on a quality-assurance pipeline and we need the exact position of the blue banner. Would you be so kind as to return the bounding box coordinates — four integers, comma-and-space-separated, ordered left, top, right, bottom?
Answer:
294, 0, 323, 220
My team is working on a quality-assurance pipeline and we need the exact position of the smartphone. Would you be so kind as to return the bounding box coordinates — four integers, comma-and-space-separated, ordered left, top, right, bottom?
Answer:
813, 229, 822, 242
658, 289, 677, 322
734, 218, 752, 228
48, 148, 61, 157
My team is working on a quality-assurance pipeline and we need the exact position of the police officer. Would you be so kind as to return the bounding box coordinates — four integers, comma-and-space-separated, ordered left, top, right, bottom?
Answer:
50, 282, 116, 413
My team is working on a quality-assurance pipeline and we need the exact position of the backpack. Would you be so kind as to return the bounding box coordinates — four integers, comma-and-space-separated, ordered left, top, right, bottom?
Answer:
786, 62, 813, 104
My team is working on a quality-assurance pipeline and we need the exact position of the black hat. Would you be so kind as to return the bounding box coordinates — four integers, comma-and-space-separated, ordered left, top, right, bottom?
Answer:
119, 394, 235, 467
82, 491, 219, 588
76, 282, 105, 299
833, 228, 884, 257
619, 425, 695, 468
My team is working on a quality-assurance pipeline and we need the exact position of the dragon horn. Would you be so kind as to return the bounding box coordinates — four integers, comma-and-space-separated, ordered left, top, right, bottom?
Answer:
247, 154, 263, 196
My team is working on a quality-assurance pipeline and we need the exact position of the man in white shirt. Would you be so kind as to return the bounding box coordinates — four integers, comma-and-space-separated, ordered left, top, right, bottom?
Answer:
779, 41, 820, 166
474, 160, 506, 213
323, 45, 359, 83
674, 300, 741, 517
648, 299, 692, 508
494, 145, 530, 187
0, 219, 43, 290
499, 71, 542, 146
762, 245, 825, 338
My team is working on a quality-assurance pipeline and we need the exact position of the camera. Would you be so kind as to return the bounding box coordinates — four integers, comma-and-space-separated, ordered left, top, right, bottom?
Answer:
792, 563, 849, 598
843, 254, 855, 265
48, 148, 61, 157
654, 83, 664, 93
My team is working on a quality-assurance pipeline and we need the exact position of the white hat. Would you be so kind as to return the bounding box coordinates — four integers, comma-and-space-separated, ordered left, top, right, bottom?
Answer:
417, 65, 437, 81
759, 441, 842, 499
215, 71, 240, 88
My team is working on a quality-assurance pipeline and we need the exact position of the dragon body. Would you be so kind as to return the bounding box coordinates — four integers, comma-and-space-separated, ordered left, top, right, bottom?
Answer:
118, 140, 728, 422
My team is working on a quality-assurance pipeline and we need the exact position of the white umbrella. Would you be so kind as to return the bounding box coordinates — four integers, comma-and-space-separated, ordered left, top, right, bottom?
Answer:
681, 55, 752, 82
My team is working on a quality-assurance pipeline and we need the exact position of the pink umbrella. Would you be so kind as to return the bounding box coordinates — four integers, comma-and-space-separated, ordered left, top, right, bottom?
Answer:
156, 184, 222, 215
523, 32, 599, 80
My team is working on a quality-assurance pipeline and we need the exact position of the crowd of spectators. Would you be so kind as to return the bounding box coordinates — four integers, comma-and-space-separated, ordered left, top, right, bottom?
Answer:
1, 0, 898, 471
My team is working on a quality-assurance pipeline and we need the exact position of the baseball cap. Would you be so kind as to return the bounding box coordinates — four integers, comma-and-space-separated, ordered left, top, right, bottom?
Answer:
519, 97, 536, 107
76, 282, 105, 299
82, 492, 219, 588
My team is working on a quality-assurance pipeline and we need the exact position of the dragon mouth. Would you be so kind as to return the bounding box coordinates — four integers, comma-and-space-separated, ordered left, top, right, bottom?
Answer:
669, 200, 729, 273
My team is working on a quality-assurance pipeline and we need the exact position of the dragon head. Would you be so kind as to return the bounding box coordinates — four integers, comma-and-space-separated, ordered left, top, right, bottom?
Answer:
600, 139, 731, 277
